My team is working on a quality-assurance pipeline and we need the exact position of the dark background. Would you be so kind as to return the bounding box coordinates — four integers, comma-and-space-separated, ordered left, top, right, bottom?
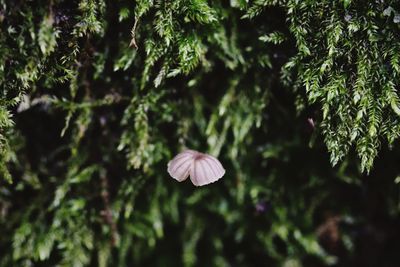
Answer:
1, 0, 400, 266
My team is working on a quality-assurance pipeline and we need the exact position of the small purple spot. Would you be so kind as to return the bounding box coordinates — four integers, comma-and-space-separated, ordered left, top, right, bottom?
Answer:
99, 116, 107, 127
256, 203, 266, 213
255, 200, 270, 214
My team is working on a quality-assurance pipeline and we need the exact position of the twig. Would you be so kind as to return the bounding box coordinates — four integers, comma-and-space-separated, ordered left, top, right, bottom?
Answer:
100, 172, 119, 246
129, 17, 139, 49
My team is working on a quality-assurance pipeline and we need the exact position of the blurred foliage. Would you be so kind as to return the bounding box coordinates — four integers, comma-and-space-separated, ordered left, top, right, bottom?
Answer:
1, 0, 400, 266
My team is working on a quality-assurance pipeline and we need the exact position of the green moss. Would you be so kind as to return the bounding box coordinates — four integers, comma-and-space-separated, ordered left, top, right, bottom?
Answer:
1, 0, 400, 266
